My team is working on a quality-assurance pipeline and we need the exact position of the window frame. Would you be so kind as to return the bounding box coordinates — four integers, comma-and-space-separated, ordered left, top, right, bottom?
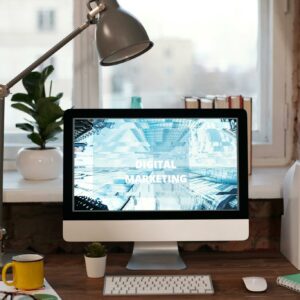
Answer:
3, 0, 295, 168
253, 0, 294, 166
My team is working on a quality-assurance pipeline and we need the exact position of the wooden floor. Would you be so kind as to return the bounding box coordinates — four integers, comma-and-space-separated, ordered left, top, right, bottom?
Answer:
43, 252, 300, 299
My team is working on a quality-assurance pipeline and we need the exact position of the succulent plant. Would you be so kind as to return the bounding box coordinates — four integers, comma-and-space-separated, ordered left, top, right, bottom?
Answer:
85, 242, 107, 258
11, 65, 64, 149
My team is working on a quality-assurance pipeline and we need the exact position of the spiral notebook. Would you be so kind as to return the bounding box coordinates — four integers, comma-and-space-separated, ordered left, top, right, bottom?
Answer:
277, 273, 300, 293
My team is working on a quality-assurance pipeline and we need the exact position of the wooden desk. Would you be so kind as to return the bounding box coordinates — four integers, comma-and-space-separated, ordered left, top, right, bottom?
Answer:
44, 252, 299, 300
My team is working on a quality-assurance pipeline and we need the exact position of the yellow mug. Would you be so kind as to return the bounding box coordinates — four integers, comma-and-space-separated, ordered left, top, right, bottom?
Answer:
2, 254, 44, 290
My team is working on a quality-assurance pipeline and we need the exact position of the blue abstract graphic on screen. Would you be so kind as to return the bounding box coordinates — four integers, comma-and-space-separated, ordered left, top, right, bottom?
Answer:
73, 118, 238, 211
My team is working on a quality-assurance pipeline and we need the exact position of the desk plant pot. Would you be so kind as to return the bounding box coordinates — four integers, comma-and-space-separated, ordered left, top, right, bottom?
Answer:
11, 65, 64, 180
84, 242, 107, 278
17, 147, 62, 180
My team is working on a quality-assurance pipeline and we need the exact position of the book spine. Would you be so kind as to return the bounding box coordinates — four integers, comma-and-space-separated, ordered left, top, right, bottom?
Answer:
184, 97, 199, 109
214, 97, 229, 109
199, 97, 214, 109
228, 95, 243, 108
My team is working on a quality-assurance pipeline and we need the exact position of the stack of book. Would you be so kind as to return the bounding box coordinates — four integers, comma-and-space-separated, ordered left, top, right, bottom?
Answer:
184, 95, 252, 175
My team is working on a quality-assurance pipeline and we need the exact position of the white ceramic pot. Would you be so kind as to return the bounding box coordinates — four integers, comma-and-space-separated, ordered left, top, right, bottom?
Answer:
84, 255, 107, 278
16, 147, 63, 180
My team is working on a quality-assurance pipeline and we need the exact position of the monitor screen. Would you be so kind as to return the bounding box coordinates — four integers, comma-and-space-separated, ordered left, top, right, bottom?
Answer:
64, 109, 248, 220
74, 117, 238, 212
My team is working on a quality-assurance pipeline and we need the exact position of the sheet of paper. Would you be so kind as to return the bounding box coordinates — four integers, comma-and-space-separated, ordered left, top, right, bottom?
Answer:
0, 279, 61, 299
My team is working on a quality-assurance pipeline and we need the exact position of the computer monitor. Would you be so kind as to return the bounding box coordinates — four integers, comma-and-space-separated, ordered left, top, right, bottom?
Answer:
63, 109, 249, 270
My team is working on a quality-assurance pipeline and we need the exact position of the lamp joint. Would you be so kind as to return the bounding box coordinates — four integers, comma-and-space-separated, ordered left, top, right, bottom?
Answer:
0, 85, 9, 99
87, 1, 106, 24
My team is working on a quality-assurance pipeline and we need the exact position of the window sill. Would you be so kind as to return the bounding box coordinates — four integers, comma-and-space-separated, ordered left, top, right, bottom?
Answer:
3, 171, 62, 203
248, 166, 290, 199
3, 166, 290, 203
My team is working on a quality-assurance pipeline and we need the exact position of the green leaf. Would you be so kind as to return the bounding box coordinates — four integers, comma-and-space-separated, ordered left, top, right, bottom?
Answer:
41, 65, 54, 83
22, 72, 44, 99
11, 103, 35, 117
11, 93, 35, 108
56, 92, 63, 99
53, 93, 63, 102
16, 123, 34, 132
42, 121, 63, 140
36, 100, 64, 130
47, 93, 63, 104
26, 294, 58, 300
27, 132, 44, 148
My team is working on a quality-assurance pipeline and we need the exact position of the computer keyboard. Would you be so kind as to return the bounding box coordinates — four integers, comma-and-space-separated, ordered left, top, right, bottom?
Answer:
103, 275, 214, 295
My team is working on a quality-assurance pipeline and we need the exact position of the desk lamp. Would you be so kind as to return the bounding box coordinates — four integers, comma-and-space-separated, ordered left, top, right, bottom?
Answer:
0, 0, 153, 266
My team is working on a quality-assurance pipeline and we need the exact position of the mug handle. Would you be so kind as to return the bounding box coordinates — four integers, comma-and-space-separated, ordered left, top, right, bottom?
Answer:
2, 262, 15, 286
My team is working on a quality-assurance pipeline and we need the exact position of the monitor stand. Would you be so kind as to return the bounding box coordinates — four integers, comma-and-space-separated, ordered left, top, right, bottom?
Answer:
126, 242, 186, 270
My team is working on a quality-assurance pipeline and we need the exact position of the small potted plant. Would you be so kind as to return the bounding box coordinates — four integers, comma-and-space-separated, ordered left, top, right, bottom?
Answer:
11, 65, 64, 180
84, 242, 107, 278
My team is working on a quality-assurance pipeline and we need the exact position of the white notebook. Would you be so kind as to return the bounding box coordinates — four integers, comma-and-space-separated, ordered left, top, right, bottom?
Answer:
0, 279, 61, 299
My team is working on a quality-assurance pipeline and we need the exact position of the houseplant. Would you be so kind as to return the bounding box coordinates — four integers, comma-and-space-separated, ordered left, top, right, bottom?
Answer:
11, 65, 64, 180
84, 242, 107, 278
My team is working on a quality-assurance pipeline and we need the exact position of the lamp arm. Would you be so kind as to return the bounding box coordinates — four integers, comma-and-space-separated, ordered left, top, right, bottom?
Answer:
0, 1, 105, 97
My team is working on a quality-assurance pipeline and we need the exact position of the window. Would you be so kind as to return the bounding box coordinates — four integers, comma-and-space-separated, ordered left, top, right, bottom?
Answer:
100, 0, 294, 166
102, 1, 259, 109
0, 0, 294, 168
0, 0, 73, 164
37, 10, 56, 31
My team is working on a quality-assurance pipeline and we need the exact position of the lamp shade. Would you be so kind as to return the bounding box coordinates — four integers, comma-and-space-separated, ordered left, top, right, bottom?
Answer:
96, 0, 153, 66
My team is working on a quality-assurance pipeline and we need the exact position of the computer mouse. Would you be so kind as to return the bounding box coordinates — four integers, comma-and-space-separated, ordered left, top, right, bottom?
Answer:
242, 277, 268, 292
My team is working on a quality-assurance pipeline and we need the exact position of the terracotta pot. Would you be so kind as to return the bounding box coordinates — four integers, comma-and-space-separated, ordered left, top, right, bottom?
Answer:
16, 147, 63, 180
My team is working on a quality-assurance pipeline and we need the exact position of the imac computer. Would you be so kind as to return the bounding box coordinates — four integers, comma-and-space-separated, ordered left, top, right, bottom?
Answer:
63, 109, 249, 270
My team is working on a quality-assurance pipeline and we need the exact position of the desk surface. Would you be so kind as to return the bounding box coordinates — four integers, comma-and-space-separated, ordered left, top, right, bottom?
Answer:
44, 252, 299, 299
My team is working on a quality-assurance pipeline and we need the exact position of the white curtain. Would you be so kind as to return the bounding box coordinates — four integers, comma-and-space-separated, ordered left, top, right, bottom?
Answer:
72, 0, 100, 108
